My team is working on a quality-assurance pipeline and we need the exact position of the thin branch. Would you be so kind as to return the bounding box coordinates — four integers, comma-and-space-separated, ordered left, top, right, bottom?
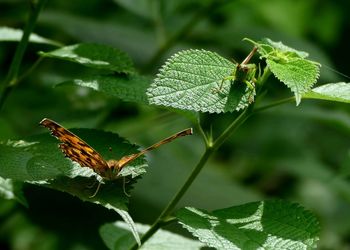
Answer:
129, 107, 252, 249
0, 0, 48, 111
142, 0, 229, 72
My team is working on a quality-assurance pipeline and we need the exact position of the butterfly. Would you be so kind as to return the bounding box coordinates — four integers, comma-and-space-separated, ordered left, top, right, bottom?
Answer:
40, 118, 193, 195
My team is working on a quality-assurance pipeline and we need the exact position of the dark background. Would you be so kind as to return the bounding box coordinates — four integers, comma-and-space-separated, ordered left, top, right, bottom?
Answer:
0, 0, 350, 249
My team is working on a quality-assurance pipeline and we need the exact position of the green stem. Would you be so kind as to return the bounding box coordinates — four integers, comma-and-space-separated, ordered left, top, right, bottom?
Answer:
254, 96, 295, 113
16, 56, 43, 85
213, 108, 252, 150
130, 147, 213, 250
142, 0, 228, 72
256, 66, 271, 87
0, 0, 47, 111
129, 108, 252, 249
196, 121, 209, 146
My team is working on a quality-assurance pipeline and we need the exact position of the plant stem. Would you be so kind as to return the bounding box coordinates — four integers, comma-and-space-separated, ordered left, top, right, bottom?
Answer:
213, 108, 252, 150
142, 0, 228, 73
130, 147, 213, 250
16, 56, 43, 85
254, 97, 295, 113
129, 108, 252, 249
0, 0, 47, 111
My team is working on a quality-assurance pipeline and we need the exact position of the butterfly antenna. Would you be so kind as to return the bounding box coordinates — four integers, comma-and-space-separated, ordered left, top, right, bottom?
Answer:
117, 128, 193, 167
89, 182, 102, 198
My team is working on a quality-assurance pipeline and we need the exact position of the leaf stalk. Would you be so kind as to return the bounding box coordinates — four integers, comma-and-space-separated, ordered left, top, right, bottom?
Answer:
129, 107, 252, 249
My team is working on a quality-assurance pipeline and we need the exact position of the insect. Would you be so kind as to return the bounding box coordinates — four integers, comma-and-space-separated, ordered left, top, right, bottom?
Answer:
214, 47, 257, 102
40, 118, 193, 196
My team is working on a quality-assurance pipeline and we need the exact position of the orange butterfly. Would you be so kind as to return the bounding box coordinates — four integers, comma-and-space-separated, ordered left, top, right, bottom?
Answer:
40, 118, 193, 182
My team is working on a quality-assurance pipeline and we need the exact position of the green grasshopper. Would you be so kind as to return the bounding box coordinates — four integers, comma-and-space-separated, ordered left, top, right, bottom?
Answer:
214, 47, 257, 102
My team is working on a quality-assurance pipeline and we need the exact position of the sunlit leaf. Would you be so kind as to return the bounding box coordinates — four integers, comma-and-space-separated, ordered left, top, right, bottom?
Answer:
0, 176, 28, 207
267, 58, 320, 105
100, 221, 204, 250
58, 74, 151, 104
177, 200, 320, 250
0, 26, 62, 46
249, 38, 321, 105
39, 43, 135, 73
303, 82, 350, 103
148, 49, 254, 113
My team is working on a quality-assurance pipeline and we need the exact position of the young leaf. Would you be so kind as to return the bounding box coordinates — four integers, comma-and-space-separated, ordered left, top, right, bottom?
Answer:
176, 200, 320, 250
99, 221, 204, 250
250, 38, 321, 105
147, 49, 254, 113
58, 74, 151, 104
0, 26, 62, 46
267, 58, 320, 105
258, 38, 309, 59
303, 82, 350, 103
39, 43, 135, 73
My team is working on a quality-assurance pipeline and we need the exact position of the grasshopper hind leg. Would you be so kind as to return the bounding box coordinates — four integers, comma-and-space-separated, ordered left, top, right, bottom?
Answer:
212, 76, 234, 94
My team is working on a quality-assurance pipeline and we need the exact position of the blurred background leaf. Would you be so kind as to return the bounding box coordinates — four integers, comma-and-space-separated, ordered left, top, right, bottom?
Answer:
0, 0, 350, 249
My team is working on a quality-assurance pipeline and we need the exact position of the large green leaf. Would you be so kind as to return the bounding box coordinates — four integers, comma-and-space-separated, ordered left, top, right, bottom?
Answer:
100, 221, 204, 250
0, 128, 148, 245
58, 74, 151, 104
176, 200, 320, 250
147, 49, 254, 113
39, 43, 135, 73
303, 82, 350, 103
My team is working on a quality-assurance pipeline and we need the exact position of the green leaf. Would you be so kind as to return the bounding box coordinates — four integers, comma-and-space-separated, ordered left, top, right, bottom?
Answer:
176, 200, 320, 250
0, 176, 28, 207
147, 49, 255, 113
0, 129, 148, 245
0, 130, 146, 182
58, 74, 151, 104
0, 26, 62, 46
258, 38, 309, 59
247, 38, 321, 105
267, 58, 320, 105
303, 82, 350, 103
100, 221, 204, 250
39, 43, 135, 73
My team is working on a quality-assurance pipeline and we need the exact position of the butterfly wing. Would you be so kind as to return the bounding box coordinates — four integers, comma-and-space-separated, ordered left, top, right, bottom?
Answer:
40, 118, 109, 176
